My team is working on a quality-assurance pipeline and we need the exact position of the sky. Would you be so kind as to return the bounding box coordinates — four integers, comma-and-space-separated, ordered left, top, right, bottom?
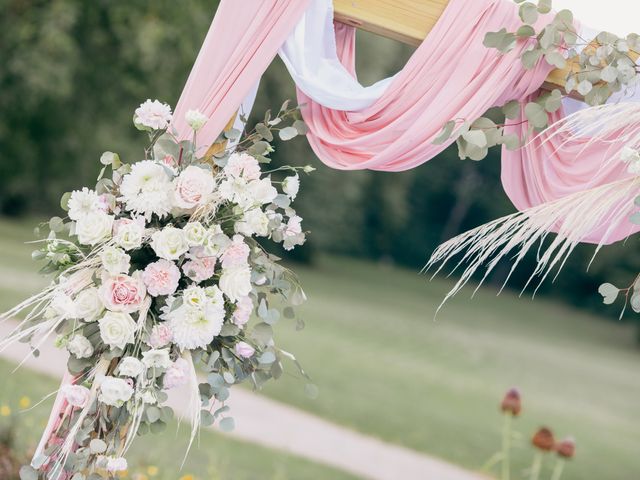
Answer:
553, 0, 639, 35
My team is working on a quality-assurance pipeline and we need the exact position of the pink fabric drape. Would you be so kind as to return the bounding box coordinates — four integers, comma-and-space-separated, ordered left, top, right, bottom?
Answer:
297, 0, 638, 243
503, 103, 638, 243
297, 0, 555, 171
172, 0, 310, 149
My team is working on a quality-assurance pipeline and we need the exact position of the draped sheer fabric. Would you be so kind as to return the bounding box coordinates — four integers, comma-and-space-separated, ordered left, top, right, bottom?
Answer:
172, 0, 640, 244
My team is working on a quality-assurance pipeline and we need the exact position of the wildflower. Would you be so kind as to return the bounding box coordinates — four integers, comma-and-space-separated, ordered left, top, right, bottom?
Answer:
532, 427, 555, 451
500, 388, 521, 416
556, 437, 576, 459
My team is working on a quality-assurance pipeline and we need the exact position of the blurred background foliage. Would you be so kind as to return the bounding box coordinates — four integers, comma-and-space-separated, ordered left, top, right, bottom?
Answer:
1, 0, 639, 340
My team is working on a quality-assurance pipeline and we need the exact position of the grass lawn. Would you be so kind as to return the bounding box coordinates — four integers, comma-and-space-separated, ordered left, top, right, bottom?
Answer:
0, 358, 358, 480
1, 217, 639, 479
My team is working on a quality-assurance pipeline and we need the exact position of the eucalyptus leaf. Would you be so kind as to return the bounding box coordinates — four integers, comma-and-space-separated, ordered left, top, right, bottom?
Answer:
279, 126, 298, 141
598, 283, 619, 305
219, 417, 235, 432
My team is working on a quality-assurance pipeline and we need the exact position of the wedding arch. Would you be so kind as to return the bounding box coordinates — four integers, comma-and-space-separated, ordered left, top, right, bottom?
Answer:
4, 0, 640, 477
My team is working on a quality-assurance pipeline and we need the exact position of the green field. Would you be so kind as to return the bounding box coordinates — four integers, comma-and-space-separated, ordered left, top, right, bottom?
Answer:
1, 217, 639, 479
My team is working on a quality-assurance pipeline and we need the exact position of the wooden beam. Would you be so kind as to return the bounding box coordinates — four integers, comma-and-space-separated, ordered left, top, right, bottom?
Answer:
332, 0, 573, 91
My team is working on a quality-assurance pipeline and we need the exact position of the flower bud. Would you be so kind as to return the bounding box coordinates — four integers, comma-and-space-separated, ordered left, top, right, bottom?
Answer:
500, 388, 521, 416
556, 437, 576, 459
532, 427, 555, 451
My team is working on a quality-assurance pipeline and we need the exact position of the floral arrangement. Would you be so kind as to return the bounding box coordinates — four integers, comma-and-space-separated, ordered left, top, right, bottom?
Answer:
2, 99, 313, 479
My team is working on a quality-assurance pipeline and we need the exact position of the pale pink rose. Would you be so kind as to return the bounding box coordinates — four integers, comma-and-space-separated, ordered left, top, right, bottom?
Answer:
233, 296, 254, 326
99, 273, 146, 313
225, 152, 261, 181
163, 358, 189, 389
173, 165, 215, 210
235, 341, 255, 358
134, 99, 172, 130
182, 256, 216, 283
142, 259, 180, 297
148, 323, 173, 349
61, 384, 91, 408
221, 235, 250, 269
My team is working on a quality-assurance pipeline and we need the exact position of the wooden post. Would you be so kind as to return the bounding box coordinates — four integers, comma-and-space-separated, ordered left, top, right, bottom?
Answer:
332, 0, 595, 92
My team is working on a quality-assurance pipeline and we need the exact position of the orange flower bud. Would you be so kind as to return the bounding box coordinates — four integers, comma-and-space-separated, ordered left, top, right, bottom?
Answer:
500, 388, 521, 416
556, 437, 576, 459
532, 427, 555, 451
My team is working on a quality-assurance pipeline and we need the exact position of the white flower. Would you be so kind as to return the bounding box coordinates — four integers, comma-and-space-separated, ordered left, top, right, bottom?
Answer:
282, 174, 300, 200
118, 357, 145, 377
134, 99, 172, 130
236, 208, 269, 237
219, 176, 250, 206
151, 226, 189, 261
68, 188, 101, 221
100, 246, 130, 275
50, 293, 77, 319
67, 335, 94, 359
185, 109, 208, 131
119, 160, 174, 220
98, 311, 137, 350
99, 377, 134, 407
138, 390, 157, 405
173, 165, 215, 210
219, 266, 252, 302
74, 287, 104, 322
142, 348, 172, 369
61, 384, 91, 408
621, 147, 640, 175
283, 215, 305, 251
182, 285, 208, 308
201, 227, 231, 257
96, 455, 129, 473
76, 212, 114, 246
248, 178, 278, 206
165, 304, 224, 350
204, 285, 225, 309
183, 221, 207, 246
113, 218, 145, 250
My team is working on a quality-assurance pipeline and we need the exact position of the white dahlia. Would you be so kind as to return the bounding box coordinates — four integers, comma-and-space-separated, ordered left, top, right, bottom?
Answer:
68, 188, 102, 221
166, 304, 224, 350
119, 160, 174, 220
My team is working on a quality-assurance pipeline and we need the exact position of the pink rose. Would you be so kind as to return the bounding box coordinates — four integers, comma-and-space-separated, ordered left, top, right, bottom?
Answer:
99, 273, 146, 313
235, 341, 255, 358
233, 296, 254, 326
221, 235, 250, 269
225, 153, 261, 181
163, 358, 189, 389
61, 384, 91, 408
142, 259, 180, 297
173, 165, 215, 210
148, 323, 173, 349
182, 255, 216, 283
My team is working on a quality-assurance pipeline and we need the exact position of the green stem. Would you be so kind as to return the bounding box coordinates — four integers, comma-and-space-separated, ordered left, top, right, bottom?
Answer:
550, 459, 566, 480
501, 414, 512, 480
530, 452, 543, 480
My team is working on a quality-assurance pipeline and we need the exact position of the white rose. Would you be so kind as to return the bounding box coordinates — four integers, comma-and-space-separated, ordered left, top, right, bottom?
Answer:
75, 212, 114, 246
98, 311, 137, 350
236, 208, 269, 237
67, 335, 94, 359
50, 293, 77, 319
185, 109, 208, 131
61, 384, 91, 408
173, 166, 215, 210
114, 220, 145, 250
219, 266, 252, 302
100, 246, 130, 275
201, 227, 231, 257
182, 285, 208, 309
142, 348, 172, 369
118, 357, 145, 377
151, 226, 189, 260
282, 174, 300, 200
183, 221, 207, 246
99, 377, 133, 407
74, 288, 104, 322
248, 178, 278, 205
